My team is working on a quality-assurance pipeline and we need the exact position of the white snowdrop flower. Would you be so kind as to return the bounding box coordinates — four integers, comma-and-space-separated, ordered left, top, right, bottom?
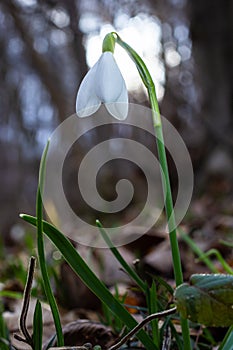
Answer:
76, 51, 128, 120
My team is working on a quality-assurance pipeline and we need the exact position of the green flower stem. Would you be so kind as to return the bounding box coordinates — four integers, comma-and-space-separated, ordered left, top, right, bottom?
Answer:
37, 141, 64, 347
154, 126, 183, 285
114, 33, 191, 350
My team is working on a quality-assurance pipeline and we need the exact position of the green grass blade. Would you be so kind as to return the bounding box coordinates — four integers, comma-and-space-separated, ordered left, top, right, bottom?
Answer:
96, 220, 146, 292
32, 300, 43, 350
218, 326, 233, 350
198, 249, 233, 274
0, 291, 22, 299
178, 228, 218, 273
219, 240, 233, 249
0, 302, 9, 350
148, 281, 159, 347
36, 140, 64, 346
20, 214, 157, 350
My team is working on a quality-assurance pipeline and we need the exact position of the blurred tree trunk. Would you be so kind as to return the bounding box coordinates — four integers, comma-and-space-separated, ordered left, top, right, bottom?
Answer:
5, 0, 88, 123
6, 1, 68, 122
1, 0, 88, 237
64, 0, 88, 79
189, 0, 233, 151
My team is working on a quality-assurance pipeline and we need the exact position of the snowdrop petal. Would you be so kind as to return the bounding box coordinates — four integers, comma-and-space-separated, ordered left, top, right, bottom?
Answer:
76, 63, 101, 117
76, 51, 128, 120
95, 52, 124, 102
105, 79, 128, 120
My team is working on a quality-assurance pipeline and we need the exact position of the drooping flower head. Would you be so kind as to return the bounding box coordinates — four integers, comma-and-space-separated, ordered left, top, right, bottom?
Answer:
76, 33, 128, 120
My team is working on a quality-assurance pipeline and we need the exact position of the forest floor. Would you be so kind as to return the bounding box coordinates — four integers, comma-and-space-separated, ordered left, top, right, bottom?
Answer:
1, 175, 233, 350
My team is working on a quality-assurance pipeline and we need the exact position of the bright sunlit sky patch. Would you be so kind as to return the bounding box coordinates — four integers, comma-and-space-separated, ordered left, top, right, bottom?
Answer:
15, 0, 37, 7
85, 14, 165, 101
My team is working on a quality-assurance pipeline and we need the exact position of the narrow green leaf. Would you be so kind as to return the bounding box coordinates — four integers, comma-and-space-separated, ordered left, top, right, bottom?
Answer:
179, 229, 218, 273
32, 300, 43, 350
96, 220, 146, 292
149, 281, 159, 347
20, 214, 157, 350
36, 140, 64, 347
218, 325, 233, 350
0, 291, 22, 299
197, 249, 233, 274
0, 302, 9, 350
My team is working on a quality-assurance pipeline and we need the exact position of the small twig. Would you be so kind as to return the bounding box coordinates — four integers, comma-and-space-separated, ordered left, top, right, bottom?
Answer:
14, 256, 36, 346
108, 307, 177, 350
13, 333, 29, 343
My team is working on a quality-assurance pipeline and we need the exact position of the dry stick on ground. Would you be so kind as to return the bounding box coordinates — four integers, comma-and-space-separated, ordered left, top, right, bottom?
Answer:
108, 307, 177, 350
14, 256, 36, 346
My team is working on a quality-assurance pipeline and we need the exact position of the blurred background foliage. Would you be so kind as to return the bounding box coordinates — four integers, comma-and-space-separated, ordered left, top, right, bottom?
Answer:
1, 0, 233, 242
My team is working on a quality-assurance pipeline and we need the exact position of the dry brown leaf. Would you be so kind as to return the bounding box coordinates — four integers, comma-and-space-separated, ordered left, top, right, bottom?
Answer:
43, 320, 117, 350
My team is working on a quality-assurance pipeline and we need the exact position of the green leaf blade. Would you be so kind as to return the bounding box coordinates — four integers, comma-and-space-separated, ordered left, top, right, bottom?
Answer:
32, 300, 43, 350
20, 214, 157, 350
96, 220, 146, 292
